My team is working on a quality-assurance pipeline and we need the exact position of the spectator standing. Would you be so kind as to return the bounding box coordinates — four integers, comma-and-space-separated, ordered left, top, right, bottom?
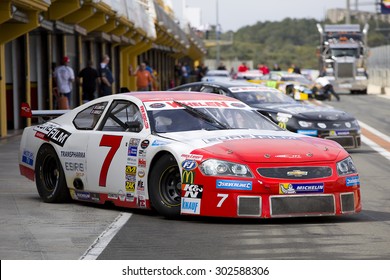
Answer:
98, 54, 114, 97
258, 64, 270, 75
180, 62, 189, 85
174, 62, 182, 87
289, 63, 301, 74
196, 63, 208, 81
53, 56, 75, 109
238, 62, 248, 72
143, 60, 156, 90
273, 63, 281, 71
129, 62, 153, 91
217, 62, 227, 70
78, 60, 99, 103
315, 76, 340, 101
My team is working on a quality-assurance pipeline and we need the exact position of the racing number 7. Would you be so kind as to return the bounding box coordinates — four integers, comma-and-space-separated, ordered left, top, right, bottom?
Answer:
99, 135, 123, 187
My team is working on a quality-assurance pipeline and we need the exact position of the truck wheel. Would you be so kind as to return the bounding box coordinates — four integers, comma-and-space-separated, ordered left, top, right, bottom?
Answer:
35, 144, 70, 203
149, 154, 181, 218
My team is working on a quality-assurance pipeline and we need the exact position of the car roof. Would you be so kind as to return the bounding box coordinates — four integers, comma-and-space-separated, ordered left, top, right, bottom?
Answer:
178, 80, 258, 88
119, 91, 240, 102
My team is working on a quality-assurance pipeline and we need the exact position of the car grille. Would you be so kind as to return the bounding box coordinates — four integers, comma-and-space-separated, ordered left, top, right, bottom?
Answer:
325, 135, 357, 148
237, 196, 261, 216
337, 62, 354, 78
270, 195, 335, 217
257, 167, 332, 179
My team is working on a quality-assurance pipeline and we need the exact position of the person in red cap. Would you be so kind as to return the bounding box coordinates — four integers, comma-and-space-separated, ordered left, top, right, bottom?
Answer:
53, 56, 75, 109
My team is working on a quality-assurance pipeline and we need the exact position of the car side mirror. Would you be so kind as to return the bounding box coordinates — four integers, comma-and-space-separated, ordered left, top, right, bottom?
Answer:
125, 120, 143, 132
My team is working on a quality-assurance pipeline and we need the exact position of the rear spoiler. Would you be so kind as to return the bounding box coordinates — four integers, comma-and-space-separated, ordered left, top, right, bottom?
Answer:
21, 102, 69, 123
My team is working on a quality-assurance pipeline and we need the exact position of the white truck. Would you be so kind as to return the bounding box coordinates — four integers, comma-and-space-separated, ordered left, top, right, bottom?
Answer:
316, 24, 369, 94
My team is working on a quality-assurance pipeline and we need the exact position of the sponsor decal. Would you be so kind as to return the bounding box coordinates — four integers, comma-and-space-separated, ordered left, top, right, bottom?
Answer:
138, 158, 146, 168
34, 131, 47, 140
138, 195, 146, 208
138, 149, 147, 157
138, 169, 145, 178
297, 130, 318, 136
108, 193, 118, 200
126, 157, 137, 165
46, 128, 71, 147
231, 102, 246, 108
127, 138, 140, 157
203, 134, 298, 143
182, 184, 203, 198
181, 197, 201, 214
126, 193, 135, 202
33, 123, 71, 146
182, 170, 195, 184
140, 140, 149, 149
149, 103, 166, 108
22, 150, 34, 166
275, 154, 302, 159
137, 180, 145, 191
129, 138, 140, 146
346, 176, 360, 187
276, 113, 291, 123
128, 146, 138, 157
279, 183, 324, 194
216, 180, 252, 190
118, 190, 126, 201
60, 151, 85, 158
167, 101, 230, 108
90, 193, 100, 202
75, 191, 91, 200
65, 162, 84, 172
181, 153, 203, 161
125, 165, 137, 175
181, 160, 198, 171
125, 174, 136, 181
140, 106, 149, 129
330, 130, 350, 136
152, 139, 171, 146
91, 104, 106, 115
125, 181, 135, 192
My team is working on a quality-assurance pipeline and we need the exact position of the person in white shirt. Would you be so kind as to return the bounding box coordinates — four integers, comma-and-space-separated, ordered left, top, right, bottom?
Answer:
315, 76, 340, 101
54, 56, 75, 108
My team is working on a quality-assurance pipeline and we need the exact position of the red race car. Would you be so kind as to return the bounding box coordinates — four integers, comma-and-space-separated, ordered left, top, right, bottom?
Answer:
19, 91, 361, 218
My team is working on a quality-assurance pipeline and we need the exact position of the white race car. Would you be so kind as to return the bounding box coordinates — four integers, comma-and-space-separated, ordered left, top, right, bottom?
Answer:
19, 91, 361, 218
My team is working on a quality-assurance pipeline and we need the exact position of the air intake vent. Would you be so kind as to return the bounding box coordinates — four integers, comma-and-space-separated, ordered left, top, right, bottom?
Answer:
341, 193, 355, 213
237, 196, 261, 217
270, 195, 335, 217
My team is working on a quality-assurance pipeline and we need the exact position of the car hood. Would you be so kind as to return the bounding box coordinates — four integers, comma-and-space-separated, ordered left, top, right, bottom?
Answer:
253, 103, 355, 121
163, 129, 342, 163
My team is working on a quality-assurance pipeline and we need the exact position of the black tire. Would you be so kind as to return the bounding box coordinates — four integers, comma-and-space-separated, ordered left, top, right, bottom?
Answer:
149, 154, 181, 218
35, 144, 70, 203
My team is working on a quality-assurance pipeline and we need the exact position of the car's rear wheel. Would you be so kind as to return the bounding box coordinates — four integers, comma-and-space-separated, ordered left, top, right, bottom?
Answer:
35, 144, 70, 203
149, 154, 181, 218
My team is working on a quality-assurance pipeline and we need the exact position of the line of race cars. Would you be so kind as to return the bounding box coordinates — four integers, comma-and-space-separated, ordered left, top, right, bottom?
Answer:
171, 80, 361, 149
19, 84, 361, 219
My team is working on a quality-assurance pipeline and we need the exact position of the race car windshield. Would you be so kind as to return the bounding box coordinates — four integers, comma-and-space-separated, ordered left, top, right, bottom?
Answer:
148, 106, 280, 133
232, 90, 297, 105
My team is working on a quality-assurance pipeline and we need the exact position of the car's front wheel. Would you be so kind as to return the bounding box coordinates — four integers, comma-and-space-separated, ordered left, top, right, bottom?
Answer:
35, 144, 70, 203
149, 154, 181, 218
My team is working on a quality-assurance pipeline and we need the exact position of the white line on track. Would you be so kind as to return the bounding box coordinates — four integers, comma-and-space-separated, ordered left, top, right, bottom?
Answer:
360, 135, 390, 161
79, 212, 132, 260
359, 120, 390, 143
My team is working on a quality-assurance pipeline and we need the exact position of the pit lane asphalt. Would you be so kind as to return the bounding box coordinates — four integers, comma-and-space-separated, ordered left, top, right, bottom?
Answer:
1, 94, 389, 260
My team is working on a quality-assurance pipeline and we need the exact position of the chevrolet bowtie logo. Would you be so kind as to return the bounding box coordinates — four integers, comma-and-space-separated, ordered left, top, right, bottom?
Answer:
287, 170, 308, 177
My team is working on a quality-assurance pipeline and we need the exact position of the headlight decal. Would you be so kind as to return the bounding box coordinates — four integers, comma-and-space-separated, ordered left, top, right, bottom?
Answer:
337, 157, 357, 176
199, 159, 253, 177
